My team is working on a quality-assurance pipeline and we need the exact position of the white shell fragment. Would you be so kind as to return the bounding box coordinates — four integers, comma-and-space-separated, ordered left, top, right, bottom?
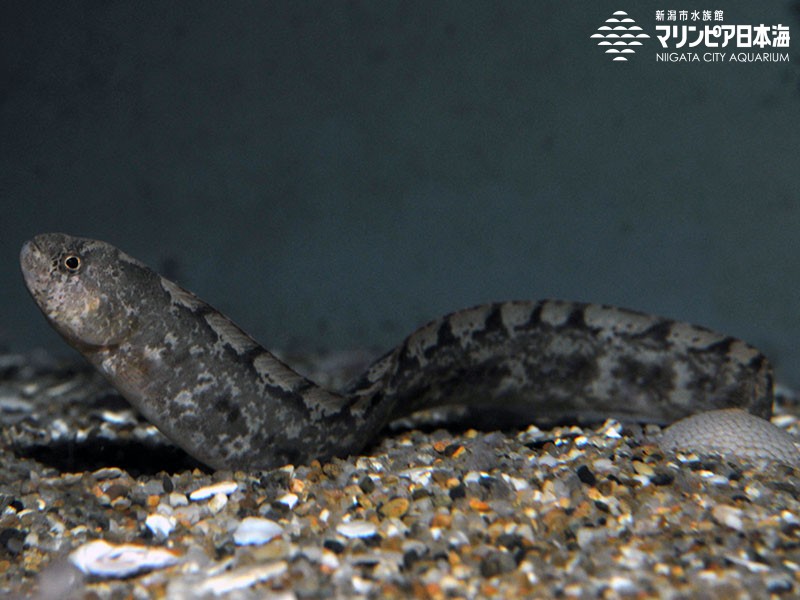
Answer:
99, 409, 138, 425
598, 419, 623, 439
189, 481, 238, 501
69, 540, 180, 578
276, 493, 299, 509
233, 517, 284, 546
398, 467, 433, 486
336, 520, 378, 539
197, 561, 288, 595
145, 514, 177, 538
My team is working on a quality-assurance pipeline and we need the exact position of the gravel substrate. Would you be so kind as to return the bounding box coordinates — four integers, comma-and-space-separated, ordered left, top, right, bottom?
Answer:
1, 351, 800, 599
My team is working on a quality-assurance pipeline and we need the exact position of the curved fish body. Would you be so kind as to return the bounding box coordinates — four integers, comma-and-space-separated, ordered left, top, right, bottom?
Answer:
20, 233, 777, 470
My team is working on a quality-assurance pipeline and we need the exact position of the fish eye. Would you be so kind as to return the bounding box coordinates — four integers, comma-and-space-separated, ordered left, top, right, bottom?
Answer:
63, 255, 82, 272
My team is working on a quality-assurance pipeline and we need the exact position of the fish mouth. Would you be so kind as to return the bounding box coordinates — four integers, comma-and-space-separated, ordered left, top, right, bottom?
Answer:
20, 238, 36, 261
20, 238, 37, 270
20, 238, 47, 298
20, 236, 44, 261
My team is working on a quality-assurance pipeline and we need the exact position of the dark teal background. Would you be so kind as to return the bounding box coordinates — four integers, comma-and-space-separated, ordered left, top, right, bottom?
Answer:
2, 2, 799, 383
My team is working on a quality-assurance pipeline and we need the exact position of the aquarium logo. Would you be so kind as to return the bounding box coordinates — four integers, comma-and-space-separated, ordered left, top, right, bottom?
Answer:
591, 10, 651, 61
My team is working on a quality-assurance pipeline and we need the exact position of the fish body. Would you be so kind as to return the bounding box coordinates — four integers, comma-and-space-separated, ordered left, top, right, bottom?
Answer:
20, 233, 782, 470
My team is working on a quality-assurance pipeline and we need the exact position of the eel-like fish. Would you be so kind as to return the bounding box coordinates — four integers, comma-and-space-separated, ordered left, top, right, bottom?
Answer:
19, 233, 799, 470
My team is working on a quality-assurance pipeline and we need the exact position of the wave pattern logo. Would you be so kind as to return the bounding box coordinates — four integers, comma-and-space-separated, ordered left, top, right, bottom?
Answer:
591, 11, 650, 61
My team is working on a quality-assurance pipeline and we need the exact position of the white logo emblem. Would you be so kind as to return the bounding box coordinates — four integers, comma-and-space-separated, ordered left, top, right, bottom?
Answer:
591, 11, 651, 61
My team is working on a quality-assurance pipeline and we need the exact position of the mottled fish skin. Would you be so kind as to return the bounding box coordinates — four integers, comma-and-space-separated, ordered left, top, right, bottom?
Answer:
20, 233, 776, 471
20, 234, 393, 470
347, 300, 773, 426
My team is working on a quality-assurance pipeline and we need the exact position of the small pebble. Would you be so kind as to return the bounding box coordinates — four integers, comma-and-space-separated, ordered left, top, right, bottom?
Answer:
233, 517, 284, 546
92, 468, 124, 480
145, 514, 176, 539
479, 551, 516, 577
189, 481, 238, 501
208, 492, 228, 514
358, 476, 376, 494
632, 461, 654, 477
712, 504, 745, 531
379, 497, 410, 518
336, 520, 378, 539
324, 539, 345, 554
399, 467, 433, 486
0, 528, 26, 556
276, 493, 299, 510
576, 465, 597, 485
169, 492, 189, 507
